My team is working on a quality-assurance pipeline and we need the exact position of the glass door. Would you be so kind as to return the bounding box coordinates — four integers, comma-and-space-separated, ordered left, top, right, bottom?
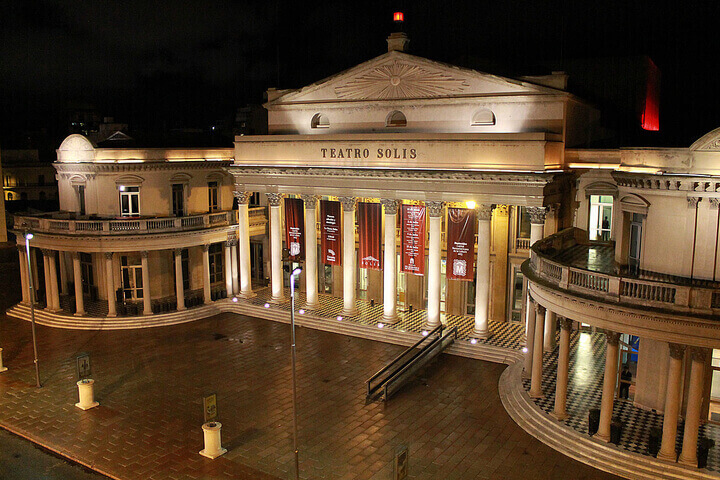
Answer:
629, 214, 643, 273
121, 256, 143, 301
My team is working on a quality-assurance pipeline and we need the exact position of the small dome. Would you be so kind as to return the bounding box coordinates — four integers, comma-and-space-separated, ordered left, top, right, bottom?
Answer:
57, 134, 96, 163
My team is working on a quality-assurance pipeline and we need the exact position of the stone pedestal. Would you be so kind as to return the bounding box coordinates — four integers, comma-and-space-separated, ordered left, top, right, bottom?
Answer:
75, 379, 99, 410
199, 422, 227, 459
0, 348, 7, 373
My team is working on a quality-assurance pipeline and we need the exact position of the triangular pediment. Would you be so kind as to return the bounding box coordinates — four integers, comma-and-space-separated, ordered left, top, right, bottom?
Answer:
268, 51, 563, 105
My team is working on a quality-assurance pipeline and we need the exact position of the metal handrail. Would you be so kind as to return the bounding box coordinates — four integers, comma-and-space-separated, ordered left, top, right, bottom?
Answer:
366, 324, 443, 398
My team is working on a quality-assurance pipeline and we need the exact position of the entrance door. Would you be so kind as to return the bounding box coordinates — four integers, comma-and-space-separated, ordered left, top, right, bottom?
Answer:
121, 256, 143, 301
172, 184, 185, 217
80, 253, 94, 296
628, 214, 643, 273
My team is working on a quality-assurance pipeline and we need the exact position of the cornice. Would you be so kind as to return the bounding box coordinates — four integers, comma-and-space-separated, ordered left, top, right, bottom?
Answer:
54, 161, 233, 175
613, 171, 720, 193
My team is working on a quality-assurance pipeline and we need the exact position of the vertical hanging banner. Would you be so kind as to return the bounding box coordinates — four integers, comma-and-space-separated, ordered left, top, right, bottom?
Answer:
446, 207, 476, 281
320, 200, 342, 265
284, 197, 305, 261
358, 202, 382, 270
401, 204, 426, 275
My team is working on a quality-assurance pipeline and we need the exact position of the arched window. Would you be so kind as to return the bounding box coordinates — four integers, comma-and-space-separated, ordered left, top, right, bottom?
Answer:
311, 113, 330, 129
471, 108, 496, 126
6, 192, 12, 201
386, 111, 407, 127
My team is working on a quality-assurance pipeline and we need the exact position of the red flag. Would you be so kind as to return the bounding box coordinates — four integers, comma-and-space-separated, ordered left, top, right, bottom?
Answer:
284, 197, 305, 261
446, 207, 476, 281
401, 204, 426, 275
358, 202, 382, 270
320, 200, 342, 265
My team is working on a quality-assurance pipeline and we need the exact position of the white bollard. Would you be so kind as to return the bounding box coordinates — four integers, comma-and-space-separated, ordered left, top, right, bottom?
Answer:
75, 378, 99, 410
199, 422, 227, 459
0, 348, 7, 373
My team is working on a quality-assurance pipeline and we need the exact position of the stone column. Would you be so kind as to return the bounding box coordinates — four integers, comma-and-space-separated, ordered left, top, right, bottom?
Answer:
224, 240, 233, 297
234, 191, 255, 298
524, 295, 536, 377
104, 252, 116, 317
72, 252, 85, 316
18, 247, 29, 305
340, 196, 357, 315
267, 193, 284, 302
381, 199, 399, 323
202, 245, 212, 304
679, 348, 707, 466
528, 206, 547, 246
544, 309, 557, 352
596, 331, 620, 442
48, 250, 60, 311
553, 317, 573, 420
474, 204, 492, 337
529, 303, 546, 398
230, 240, 239, 295
42, 249, 59, 311
302, 194, 319, 308
427, 201, 444, 327
141, 251, 152, 315
58, 251, 69, 295
658, 343, 686, 462
174, 249, 185, 311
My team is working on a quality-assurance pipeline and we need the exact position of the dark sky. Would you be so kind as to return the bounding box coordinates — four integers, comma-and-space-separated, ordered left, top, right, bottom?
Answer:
2, 0, 719, 148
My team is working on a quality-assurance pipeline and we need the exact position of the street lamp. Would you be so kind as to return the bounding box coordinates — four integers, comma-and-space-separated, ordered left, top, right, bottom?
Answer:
24, 232, 41, 388
289, 266, 302, 480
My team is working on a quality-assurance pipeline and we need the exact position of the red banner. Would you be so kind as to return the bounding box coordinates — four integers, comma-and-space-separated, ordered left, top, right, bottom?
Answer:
284, 197, 305, 261
401, 204, 426, 275
446, 207, 476, 281
320, 200, 341, 265
358, 202, 382, 270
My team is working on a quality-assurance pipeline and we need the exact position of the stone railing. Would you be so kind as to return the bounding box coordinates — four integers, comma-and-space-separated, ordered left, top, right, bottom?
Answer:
12, 208, 266, 236
515, 238, 531, 251
529, 228, 720, 316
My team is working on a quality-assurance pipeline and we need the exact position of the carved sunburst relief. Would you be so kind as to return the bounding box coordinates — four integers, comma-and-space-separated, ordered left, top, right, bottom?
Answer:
335, 61, 470, 99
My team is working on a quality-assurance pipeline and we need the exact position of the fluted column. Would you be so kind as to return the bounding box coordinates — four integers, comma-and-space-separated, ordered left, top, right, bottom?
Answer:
234, 191, 255, 298
340, 196, 357, 315
230, 240, 239, 295
72, 252, 85, 316
104, 252, 116, 317
42, 249, 59, 312
302, 194, 319, 308
530, 303, 546, 398
544, 309, 557, 352
174, 248, 185, 311
553, 317, 573, 420
201, 245, 212, 304
679, 348, 707, 466
596, 331, 620, 442
18, 247, 29, 305
528, 206, 546, 246
141, 251, 152, 315
381, 199, 399, 323
427, 201, 444, 327
474, 204, 492, 337
524, 295, 536, 377
658, 343, 686, 462
267, 193, 284, 302
224, 240, 233, 297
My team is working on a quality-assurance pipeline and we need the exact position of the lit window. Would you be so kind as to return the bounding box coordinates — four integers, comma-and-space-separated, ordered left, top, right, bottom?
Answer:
119, 186, 140, 216
386, 111, 407, 127
471, 108, 496, 126
589, 195, 613, 241
311, 113, 330, 129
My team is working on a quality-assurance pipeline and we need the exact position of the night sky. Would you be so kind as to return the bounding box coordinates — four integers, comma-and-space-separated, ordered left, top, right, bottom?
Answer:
2, 0, 719, 149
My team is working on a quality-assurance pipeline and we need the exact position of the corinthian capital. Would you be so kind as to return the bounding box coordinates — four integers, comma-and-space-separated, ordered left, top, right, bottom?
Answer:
426, 201, 445, 217
527, 206, 547, 225
381, 199, 399, 215
300, 194, 319, 209
266, 193, 283, 207
476, 204, 493, 221
340, 196, 357, 212
233, 190, 252, 204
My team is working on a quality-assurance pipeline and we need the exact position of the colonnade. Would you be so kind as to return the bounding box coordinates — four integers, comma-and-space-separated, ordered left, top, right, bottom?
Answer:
249, 192, 535, 333
526, 296, 710, 466
17, 239, 242, 317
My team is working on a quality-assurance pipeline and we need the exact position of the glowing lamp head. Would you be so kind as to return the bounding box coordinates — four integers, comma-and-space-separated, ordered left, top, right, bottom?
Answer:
232, 297, 238, 303
25, 233, 34, 240
393, 11, 404, 22
119, 185, 126, 192
466, 200, 476, 210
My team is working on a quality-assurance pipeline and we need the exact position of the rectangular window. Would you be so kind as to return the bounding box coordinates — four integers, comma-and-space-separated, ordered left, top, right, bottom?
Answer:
589, 195, 613, 241
77, 185, 86, 216
208, 181, 219, 213
172, 184, 185, 217
119, 186, 140, 216
509, 266, 525, 323
249, 192, 260, 206
517, 207, 531, 239
209, 244, 224, 284
121, 255, 143, 300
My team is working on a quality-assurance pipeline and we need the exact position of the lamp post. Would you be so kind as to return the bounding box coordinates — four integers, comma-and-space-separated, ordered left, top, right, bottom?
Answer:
289, 266, 302, 480
24, 232, 41, 388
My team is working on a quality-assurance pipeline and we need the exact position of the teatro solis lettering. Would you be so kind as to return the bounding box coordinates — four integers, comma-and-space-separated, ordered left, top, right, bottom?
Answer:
320, 148, 417, 159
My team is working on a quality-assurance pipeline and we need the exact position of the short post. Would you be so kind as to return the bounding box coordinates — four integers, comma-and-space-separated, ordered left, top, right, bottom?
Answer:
0, 348, 7, 372
199, 422, 227, 459
75, 378, 99, 410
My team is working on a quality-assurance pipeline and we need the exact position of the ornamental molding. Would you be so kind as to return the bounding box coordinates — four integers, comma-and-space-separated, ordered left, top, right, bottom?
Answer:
534, 303, 546, 315
104, 252, 114, 260
493, 204, 509, 217
691, 347, 707, 362
266, 193, 283, 206
300, 194, 319, 209
55, 161, 232, 175
426, 201, 445, 217
233, 190, 252, 204
612, 172, 720, 193
340, 196, 357, 212
527, 206, 547, 224
687, 196, 701, 208
476, 204, 493, 221
560, 317, 574, 331
380, 199, 399, 215
334, 60, 470, 100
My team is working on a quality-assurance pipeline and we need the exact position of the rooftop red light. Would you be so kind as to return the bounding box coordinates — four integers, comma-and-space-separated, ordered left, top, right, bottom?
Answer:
393, 11, 404, 22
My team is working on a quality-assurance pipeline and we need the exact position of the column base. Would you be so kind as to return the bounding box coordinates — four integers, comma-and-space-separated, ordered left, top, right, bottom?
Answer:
107, 313, 117, 318
239, 290, 257, 299
473, 327, 489, 339
529, 390, 544, 399
678, 454, 697, 467
552, 411, 568, 421
143, 311, 153, 316
45, 308, 63, 314
75, 401, 99, 411
270, 296, 286, 304
656, 450, 678, 462
595, 432, 611, 443
304, 302, 319, 310
342, 307, 358, 317
0, 367, 7, 373
74, 312, 86, 317
382, 313, 399, 324
199, 447, 227, 460
177, 306, 186, 312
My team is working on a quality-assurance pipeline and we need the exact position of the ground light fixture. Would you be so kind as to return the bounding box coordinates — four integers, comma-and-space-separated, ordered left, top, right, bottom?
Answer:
336, 316, 343, 321
289, 266, 302, 480
522, 347, 528, 353
24, 232, 41, 388
232, 297, 238, 303
470, 338, 478, 344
